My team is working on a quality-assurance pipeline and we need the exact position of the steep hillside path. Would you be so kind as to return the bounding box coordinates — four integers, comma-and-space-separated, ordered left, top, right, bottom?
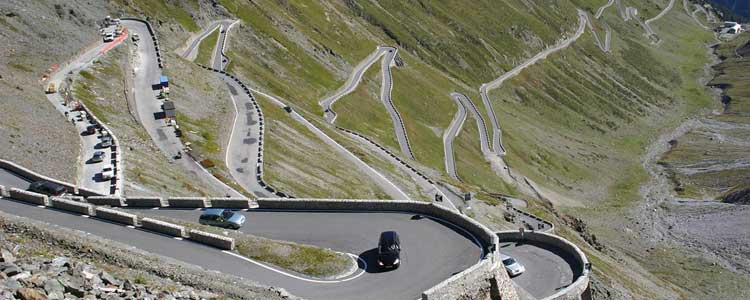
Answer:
443, 93, 468, 180
122, 20, 242, 197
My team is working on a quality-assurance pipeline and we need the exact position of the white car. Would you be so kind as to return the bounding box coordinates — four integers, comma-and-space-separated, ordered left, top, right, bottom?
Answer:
101, 166, 114, 180
501, 254, 525, 277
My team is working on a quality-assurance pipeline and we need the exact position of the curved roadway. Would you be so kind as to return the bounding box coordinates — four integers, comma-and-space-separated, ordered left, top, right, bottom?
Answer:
478, 11, 587, 158
500, 240, 580, 300
180, 20, 271, 197
379, 47, 416, 160
443, 93, 467, 180
0, 193, 481, 300
643, 0, 676, 40
122, 20, 242, 197
43, 37, 130, 195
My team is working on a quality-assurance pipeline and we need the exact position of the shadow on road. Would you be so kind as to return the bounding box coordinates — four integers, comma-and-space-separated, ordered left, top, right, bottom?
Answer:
358, 248, 397, 274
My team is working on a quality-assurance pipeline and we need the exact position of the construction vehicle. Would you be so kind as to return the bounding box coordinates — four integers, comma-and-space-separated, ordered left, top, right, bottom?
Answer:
46, 83, 56, 94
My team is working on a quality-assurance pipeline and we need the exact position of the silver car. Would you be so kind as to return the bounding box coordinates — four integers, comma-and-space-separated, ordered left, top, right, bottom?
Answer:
501, 254, 525, 277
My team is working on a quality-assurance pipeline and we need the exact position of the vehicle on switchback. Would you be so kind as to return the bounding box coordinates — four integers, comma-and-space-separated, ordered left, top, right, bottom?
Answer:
377, 231, 401, 269
199, 209, 246, 230
28, 181, 66, 196
501, 254, 525, 277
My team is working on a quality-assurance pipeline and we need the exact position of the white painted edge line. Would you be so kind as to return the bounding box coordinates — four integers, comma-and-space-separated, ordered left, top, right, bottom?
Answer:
222, 251, 367, 283
225, 92, 240, 181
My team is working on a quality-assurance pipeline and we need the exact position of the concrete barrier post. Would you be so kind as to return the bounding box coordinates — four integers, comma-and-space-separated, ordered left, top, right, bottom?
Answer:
188, 229, 235, 250
140, 218, 186, 238
87, 196, 125, 207
167, 197, 208, 208
209, 198, 252, 209
8, 188, 49, 206
50, 198, 95, 216
125, 197, 164, 207
95, 207, 137, 226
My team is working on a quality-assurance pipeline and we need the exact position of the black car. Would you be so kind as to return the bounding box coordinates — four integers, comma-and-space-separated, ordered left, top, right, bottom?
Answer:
377, 231, 401, 269
28, 181, 66, 196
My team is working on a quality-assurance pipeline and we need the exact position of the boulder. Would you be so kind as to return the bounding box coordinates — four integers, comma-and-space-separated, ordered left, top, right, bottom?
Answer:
16, 288, 47, 300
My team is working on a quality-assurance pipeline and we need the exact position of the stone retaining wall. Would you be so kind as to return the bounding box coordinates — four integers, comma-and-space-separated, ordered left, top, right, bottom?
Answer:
50, 198, 95, 216
95, 207, 138, 226
188, 229, 235, 250
167, 197, 208, 208
496, 231, 590, 300
141, 217, 186, 238
87, 196, 125, 207
210, 198, 253, 209
125, 197, 164, 207
8, 188, 49, 206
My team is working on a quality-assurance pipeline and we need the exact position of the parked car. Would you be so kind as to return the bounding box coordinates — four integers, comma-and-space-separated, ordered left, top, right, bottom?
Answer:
28, 181, 66, 196
86, 125, 97, 135
99, 136, 112, 148
198, 209, 245, 230
91, 151, 105, 163
377, 231, 401, 269
101, 166, 114, 180
500, 254, 525, 277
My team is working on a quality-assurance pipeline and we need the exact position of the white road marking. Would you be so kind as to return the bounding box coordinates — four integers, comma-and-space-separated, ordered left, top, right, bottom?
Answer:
222, 251, 367, 283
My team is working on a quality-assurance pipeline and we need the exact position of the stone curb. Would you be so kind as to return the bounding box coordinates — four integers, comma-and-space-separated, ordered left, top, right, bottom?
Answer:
141, 217, 186, 238
87, 196, 125, 207
50, 197, 95, 216
188, 229, 235, 250
125, 197, 164, 207
8, 188, 49, 206
167, 197, 208, 208
95, 207, 138, 226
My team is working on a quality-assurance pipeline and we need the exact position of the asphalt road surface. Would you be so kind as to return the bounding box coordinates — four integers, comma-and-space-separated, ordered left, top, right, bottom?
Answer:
122, 20, 241, 197
379, 47, 415, 160
222, 78, 268, 197
479, 11, 587, 157
181, 19, 267, 197
0, 168, 30, 189
443, 93, 467, 180
0, 195, 483, 300
44, 39, 123, 195
499, 240, 580, 300
320, 47, 390, 124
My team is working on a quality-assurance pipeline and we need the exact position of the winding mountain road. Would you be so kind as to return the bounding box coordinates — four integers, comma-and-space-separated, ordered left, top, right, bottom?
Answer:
43, 35, 128, 195
0, 195, 481, 300
478, 10, 587, 158
122, 20, 242, 197
320, 46, 415, 160
443, 93, 468, 180
379, 48, 416, 160
644, 0, 676, 40
180, 20, 273, 197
